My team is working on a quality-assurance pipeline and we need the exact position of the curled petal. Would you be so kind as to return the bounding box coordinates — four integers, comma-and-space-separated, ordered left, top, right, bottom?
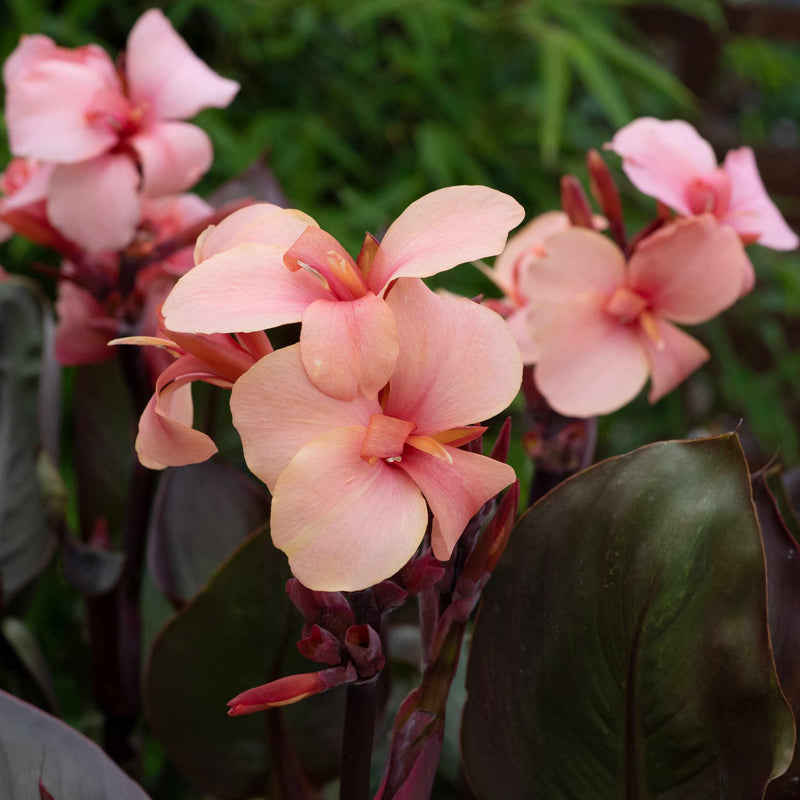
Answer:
231, 344, 378, 491
533, 307, 649, 418
368, 186, 524, 292
195, 203, 317, 260
136, 358, 219, 470
163, 243, 330, 333
300, 294, 399, 400
48, 154, 140, 252
640, 317, 709, 404
125, 8, 239, 120
384, 279, 522, 434
399, 445, 515, 561
130, 122, 212, 196
628, 216, 750, 324
271, 427, 429, 591
607, 117, 717, 215
722, 147, 799, 251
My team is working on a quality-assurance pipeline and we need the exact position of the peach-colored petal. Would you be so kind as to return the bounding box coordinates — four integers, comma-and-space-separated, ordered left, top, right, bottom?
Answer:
136, 361, 218, 470
47, 154, 141, 251
162, 243, 330, 333
639, 316, 709, 404
53, 283, 113, 365
383, 279, 522, 434
130, 122, 212, 196
505, 306, 539, 365
284, 225, 367, 300
271, 426, 429, 591
125, 8, 239, 121
398, 445, 515, 560
300, 294, 399, 400
367, 186, 525, 292
195, 204, 318, 260
533, 307, 649, 417
5, 40, 120, 162
230, 344, 379, 491
628, 216, 749, 324
722, 147, 799, 251
608, 118, 717, 215
487, 211, 570, 296
0, 159, 52, 211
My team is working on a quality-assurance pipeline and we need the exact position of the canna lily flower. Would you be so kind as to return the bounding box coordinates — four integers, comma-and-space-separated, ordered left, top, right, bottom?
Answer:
112, 322, 272, 470
608, 117, 798, 251
3, 9, 238, 251
230, 279, 521, 591
162, 186, 524, 400
525, 215, 753, 417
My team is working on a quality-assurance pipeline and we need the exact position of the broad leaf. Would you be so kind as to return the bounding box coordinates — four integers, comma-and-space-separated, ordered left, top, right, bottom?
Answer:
0, 279, 56, 606
146, 458, 269, 607
0, 689, 151, 799
145, 528, 342, 799
462, 434, 793, 799
756, 471, 800, 798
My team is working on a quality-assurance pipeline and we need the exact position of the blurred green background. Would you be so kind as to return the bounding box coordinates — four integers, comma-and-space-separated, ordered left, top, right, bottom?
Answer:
1, 2, 799, 796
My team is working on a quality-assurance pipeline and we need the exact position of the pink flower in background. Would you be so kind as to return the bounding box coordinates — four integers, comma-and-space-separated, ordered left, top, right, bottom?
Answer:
163, 186, 524, 401
114, 323, 272, 470
525, 215, 753, 417
54, 193, 213, 377
3, 8, 238, 251
608, 117, 799, 251
230, 279, 521, 591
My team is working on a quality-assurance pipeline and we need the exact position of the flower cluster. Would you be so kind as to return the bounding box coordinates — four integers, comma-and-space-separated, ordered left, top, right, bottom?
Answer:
486, 118, 798, 417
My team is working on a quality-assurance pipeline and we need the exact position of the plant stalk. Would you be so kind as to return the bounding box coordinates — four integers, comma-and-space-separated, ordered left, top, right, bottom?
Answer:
340, 677, 379, 800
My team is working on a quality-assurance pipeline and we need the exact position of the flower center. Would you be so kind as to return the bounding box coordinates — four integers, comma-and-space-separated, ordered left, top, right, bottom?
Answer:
360, 414, 416, 465
605, 286, 648, 324
686, 168, 731, 218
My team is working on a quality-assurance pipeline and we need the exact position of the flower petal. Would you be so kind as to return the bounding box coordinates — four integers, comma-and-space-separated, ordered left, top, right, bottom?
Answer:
271, 427, 429, 591
136, 360, 218, 470
383, 279, 522, 434
162, 243, 330, 333
47, 154, 141, 252
125, 8, 239, 120
533, 307, 649, 417
130, 121, 212, 196
628, 216, 750, 324
398, 445, 515, 560
608, 118, 717, 215
367, 186, 524, 292
505, 306, 539, 365
196, 204, 318, 260
5, 38, 120, 162
722, 147, 799, 251
640, 317, 709, 404
486, 211, 570, 298
230, 344, 378, 491
300, 294, 399, 400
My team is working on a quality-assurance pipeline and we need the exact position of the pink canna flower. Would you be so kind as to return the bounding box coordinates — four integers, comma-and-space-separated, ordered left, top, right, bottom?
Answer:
525, 215, 753, 417
230, 279, 521, 591
3, 9, 238, 251
113, 323, 272, 470
608, 117, 799, 251
162, 186, 524, 400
